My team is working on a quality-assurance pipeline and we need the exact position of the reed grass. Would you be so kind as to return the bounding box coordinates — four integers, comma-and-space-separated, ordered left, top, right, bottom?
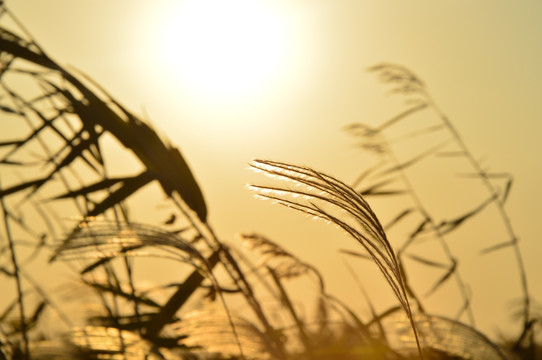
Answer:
0, 3, 539, 360
347, 63, 533, 334
248, 159, 423, 357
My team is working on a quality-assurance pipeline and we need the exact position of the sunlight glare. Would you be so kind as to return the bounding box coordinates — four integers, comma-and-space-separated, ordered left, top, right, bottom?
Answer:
156, 0, 288, 99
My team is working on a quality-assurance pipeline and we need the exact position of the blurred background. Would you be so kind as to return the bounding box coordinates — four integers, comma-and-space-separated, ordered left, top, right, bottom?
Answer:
6, 0, 542, 341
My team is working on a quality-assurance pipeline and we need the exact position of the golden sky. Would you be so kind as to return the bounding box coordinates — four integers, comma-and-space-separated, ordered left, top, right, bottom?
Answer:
7, 0, 542, 338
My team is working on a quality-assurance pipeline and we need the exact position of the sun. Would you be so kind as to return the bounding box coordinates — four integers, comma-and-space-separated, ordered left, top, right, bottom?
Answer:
152, 0, 288, 100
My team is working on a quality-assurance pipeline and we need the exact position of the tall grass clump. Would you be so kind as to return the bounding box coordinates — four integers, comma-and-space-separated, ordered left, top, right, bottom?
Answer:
343, 63, 539, 358
0, 3, 539, 360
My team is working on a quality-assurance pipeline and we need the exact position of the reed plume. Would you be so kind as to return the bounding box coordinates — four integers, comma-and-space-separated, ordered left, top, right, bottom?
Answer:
249, 159, 424, 358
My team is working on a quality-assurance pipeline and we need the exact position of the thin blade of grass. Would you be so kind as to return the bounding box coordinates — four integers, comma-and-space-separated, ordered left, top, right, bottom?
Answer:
405, 253, 449, 269
339, 249, 372, 260
87, 171, 154, 217
44, 131, 103, 177
82, 279, 162, 309
436, 196, 494, 236
0, 28, 58, 70
25, 301, 47, 331
48, 176, 136, 200
358, 178, 404, 197
380, 139, 451, 175
268, 266, 312, 354
424, 260, 457, 297
480, 239, 516, 255
384, 208, 414, 231
376, 103, 428, 132
398, 217, 430, 253
0, 177, 47, 198
144, 250, 220, 339
350, 159, 387, 189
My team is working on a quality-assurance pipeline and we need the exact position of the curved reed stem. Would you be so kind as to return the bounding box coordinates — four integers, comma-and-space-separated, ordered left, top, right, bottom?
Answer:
0, 181, 29, 359
429, 95, 531, 332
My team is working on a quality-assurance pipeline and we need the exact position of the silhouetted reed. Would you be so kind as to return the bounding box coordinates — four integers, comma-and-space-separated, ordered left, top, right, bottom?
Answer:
0, 4, 538, 360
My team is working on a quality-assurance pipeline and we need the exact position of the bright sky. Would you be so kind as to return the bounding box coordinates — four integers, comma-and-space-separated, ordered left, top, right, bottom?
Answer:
8, 0, 542, 339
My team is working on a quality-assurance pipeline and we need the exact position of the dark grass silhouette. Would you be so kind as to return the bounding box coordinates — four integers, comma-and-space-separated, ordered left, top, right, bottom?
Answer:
0, 4, 538, 360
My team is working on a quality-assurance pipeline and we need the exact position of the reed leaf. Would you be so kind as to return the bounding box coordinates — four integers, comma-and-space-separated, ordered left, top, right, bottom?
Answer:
85, 171, 154, 217
480, 239, 516, 255
0, 20, 208, 222
82, 279, 162, 309
144, 250, 221, 339
435, 195, 494, 236
48, 176, 137, 200
0, 178, 47, 198
358, 178, 405, 197
339, 249, 372, 261
384, 208, 415, 231
379, 139, 451, 176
